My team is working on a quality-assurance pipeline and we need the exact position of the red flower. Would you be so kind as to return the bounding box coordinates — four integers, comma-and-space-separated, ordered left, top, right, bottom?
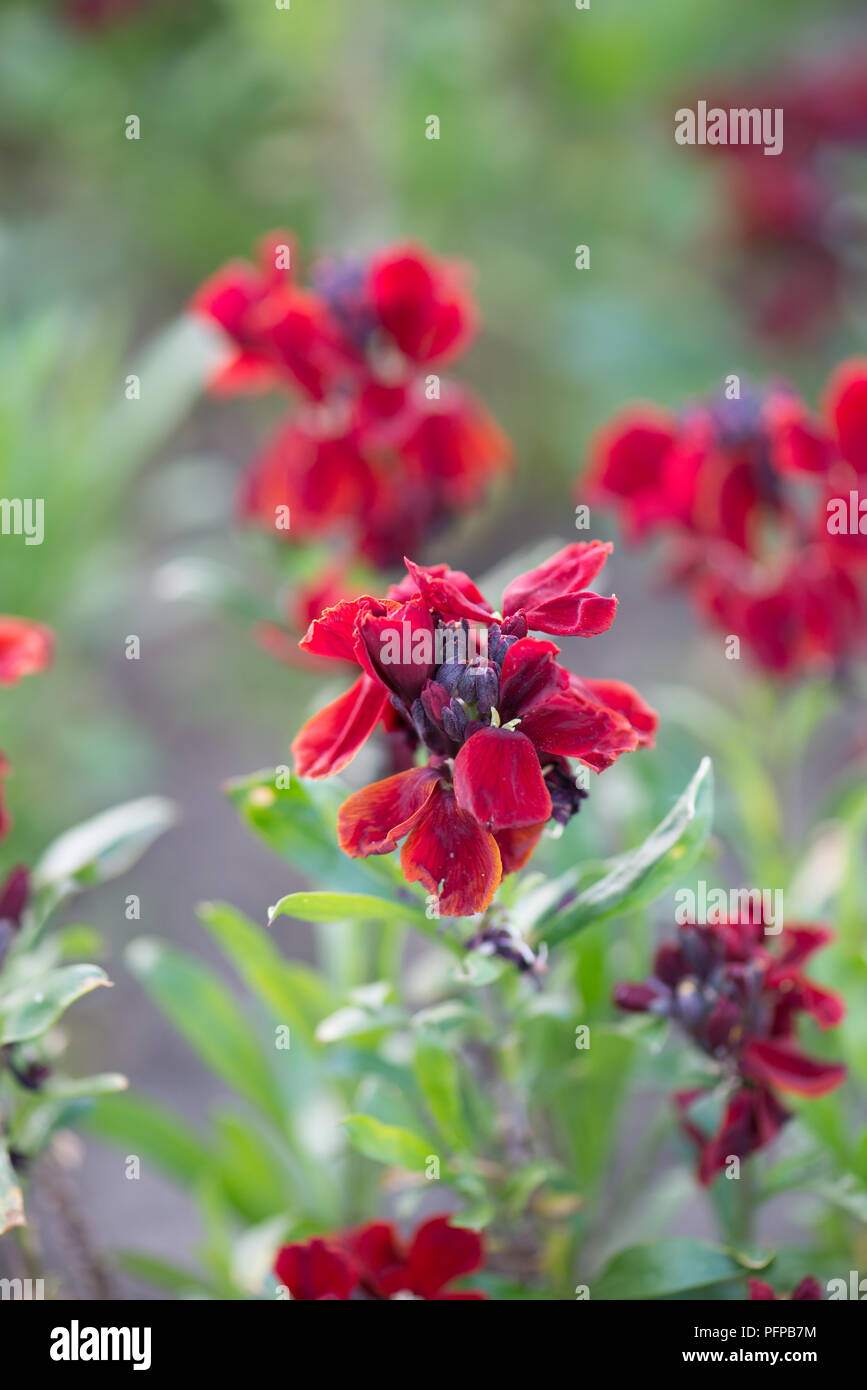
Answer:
588, 364, 867, 677
291, 544, 656, 916
748, 1277, 823, 1301
0, 617, 54, 685
193, 235, 510, 568
615, 919, 846, 1183
368, 244, 477, 367
273, 1214, 487, 1300
190, 232, 301, 396
274, 1238, 357, 1301
348, 1214, 486, 1299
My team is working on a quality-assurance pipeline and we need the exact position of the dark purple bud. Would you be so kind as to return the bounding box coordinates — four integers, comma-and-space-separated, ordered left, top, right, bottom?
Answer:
442, 698, 468, 744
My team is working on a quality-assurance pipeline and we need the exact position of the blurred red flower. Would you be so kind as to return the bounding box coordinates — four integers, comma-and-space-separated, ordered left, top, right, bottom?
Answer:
192, 236, 509, 570
588, 364, 867, 677
615, 919, 846, 1184
291, 543, 656, 916
0, 617, 54, 686
692, 52, 867, 341
273, 1214, 486, 1300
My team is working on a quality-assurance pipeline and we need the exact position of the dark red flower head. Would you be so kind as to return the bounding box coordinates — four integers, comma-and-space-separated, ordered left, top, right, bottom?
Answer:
291, 544, 656, 916
615, 918, 846, 1183
588, 362, 867, 677
193, 234, 509, 568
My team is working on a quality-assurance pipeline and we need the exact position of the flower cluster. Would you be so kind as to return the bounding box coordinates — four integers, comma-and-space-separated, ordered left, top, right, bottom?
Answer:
614, 918, 846, 1184
273, 1214, 486, 1300
291, 542, 657, 916
192, 235, 510, 569
588, 362, 867, 676
695, 53, 867, 340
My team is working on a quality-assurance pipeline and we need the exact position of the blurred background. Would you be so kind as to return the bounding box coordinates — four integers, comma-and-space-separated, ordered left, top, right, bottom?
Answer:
1, 0, 865, 1294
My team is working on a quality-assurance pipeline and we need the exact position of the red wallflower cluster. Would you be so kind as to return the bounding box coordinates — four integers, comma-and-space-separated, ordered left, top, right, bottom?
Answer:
291, 542, 657, 916
273, 1214, 486, 1300
588, 362, 867, 676
614, 919, 846, 1184
695, 53, 867, 340
192, 235, 510, 569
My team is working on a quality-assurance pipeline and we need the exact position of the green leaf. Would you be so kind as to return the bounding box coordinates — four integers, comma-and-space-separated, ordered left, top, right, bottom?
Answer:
590, 1238, 767, 1300
0, 964, 110, 1044
115, 1251, 214, 1298
85, 1093, 212, 1185
413, 1035, 470, 1151
541, 758, 714, 947
225, 770, 402, 895
0, 1139, 25, 1235
125, 938, 284, 1127
33, 796, 177, 892
268, 890, 423, 928
42, 1072, 128, 1101
197, 901, 334, 1043
341, 1115, 435, 1174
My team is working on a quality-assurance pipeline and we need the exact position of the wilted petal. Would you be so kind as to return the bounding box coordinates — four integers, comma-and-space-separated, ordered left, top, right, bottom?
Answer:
400, 787, 501, 916
337, 765, 442, 857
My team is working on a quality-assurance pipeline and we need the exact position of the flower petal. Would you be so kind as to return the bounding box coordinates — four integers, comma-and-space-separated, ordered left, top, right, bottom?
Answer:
502, 541, 615, 636
403, 557, 493, 623
292, 674, 387, 779
337, 765, 442, 857
453, 727, 552, 832
498, 637, 568, 720
741, 1039, 847, 1097
576, 677, 658, 747
400, 787, 501, 916
404, 1216, 485, 1299
494, 822, 546, 875
518, 689, 639, 768
824, 356, 867, 474
273, 1239, 357, 1301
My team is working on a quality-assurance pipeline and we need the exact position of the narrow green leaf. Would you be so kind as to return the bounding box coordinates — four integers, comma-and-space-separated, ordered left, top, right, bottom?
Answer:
0, 964, 110, 1044
341, 1115, 435, 1174
268, 891, 423, 927
85, 1093, 211, 1185
125, 939, 284, 1127
413, 1035, 470, 1151
33, 796, 177, 892
541, 758, 714, 947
